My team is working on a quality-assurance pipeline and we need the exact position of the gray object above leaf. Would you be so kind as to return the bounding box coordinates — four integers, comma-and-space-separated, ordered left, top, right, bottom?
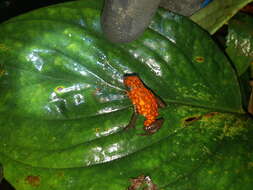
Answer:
101, 0, 204, 43
160, 0, 202, 16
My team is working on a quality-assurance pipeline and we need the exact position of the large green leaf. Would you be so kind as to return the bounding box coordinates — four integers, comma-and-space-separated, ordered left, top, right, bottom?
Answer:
0, 112, 251, 190
190, 0, 253, 34
0, 0, 250, 189
226, 12, 253, 76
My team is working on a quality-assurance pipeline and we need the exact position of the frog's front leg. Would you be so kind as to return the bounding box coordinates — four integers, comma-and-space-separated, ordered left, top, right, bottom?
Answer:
141, 118, 164, 136
125, 106, 139, 130
155, 96, 166, 109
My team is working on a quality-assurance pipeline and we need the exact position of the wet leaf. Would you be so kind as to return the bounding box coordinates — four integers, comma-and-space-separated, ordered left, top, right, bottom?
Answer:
167, 125, 253, 190
0, 0, 250, 189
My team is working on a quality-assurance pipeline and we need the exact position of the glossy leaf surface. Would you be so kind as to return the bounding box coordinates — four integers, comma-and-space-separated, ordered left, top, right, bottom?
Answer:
191, 0, 253, 34
226, 12, 253, 75
169, 126, 253, 190
0, 111, 252, 190
0, 0, 250, 189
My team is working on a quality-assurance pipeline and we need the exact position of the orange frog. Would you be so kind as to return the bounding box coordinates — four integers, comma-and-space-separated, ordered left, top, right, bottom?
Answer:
123, 74, 166, 135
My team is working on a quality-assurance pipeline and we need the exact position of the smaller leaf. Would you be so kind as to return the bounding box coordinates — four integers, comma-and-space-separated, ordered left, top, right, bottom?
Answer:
190, 0, 253, 34
226, 12, 253, 76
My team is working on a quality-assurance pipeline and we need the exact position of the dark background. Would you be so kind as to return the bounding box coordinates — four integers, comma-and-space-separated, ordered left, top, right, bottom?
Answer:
0, 0, 72, 23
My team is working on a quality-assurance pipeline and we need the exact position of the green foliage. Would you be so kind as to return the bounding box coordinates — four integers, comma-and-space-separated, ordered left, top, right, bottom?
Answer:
226, 12, 253, 76
0, 0, 252, 189
225, 12, 253, 111
191, 0, 253, 34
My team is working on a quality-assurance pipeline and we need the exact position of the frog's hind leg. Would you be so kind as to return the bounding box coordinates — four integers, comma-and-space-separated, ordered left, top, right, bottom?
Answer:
140, 118, 164, 136
125, 111, 139, 131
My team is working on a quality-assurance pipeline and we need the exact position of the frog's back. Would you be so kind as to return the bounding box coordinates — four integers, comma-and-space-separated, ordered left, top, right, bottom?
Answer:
127, 87, 158, 126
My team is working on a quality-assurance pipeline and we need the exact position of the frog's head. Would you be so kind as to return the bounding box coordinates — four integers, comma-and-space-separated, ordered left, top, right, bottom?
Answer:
123, 73, 144, 89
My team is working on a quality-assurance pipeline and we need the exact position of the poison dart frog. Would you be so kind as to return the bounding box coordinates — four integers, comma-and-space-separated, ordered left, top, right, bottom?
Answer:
123, 74, 166, 135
